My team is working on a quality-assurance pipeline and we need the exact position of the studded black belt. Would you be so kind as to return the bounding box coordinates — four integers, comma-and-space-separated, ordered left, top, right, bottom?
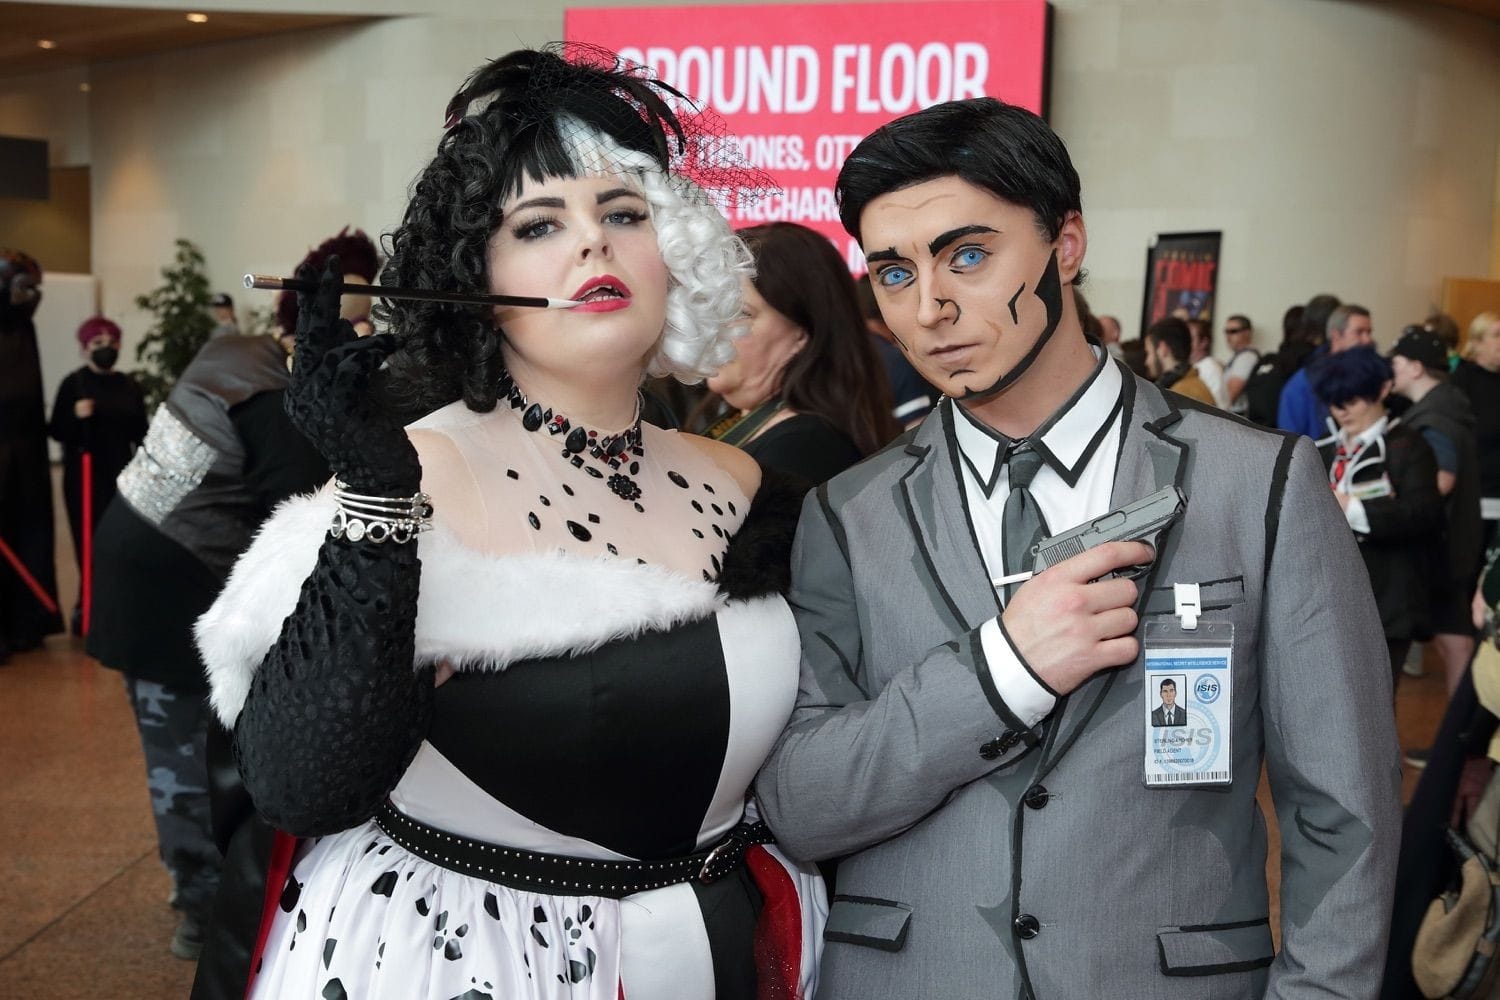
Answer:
373, 801, 775, 898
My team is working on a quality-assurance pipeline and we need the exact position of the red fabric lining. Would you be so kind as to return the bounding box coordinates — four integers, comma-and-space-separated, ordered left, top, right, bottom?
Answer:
244, 831, 298, 999
746, 845, 802, 1000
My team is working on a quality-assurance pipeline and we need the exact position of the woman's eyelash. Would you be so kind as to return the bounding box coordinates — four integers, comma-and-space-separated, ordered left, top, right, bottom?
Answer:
510, 215, 558, 240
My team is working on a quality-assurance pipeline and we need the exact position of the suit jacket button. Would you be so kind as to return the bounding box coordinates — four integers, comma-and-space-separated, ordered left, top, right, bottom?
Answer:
979, 739, 1001, 760
1023, 784, 1049, 810
999, 730, 1020, 750
1014, 913, 1040, 939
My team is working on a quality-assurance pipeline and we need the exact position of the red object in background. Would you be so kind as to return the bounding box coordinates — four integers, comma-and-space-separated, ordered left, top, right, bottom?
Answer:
565, 0, 1050, 271
0, 532, 59, 616
81, 450, 93, 636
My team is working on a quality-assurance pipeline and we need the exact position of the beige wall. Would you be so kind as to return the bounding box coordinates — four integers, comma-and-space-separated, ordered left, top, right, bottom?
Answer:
0, 65, 92, 166
6, 0, 1500, 353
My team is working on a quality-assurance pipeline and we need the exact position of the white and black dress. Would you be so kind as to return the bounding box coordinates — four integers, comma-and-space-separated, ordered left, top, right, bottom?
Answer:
197, 397, 825, 1000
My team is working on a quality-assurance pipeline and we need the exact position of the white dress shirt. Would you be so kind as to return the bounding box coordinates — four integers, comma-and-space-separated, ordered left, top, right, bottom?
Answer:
1323, 414, 1391, 536
1194, 356, 1228, 409
950, 350, 1126, 728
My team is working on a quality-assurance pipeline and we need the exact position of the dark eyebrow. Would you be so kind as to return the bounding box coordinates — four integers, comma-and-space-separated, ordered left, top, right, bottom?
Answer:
863, 247, 903, 264
597, 186, 643, 204
508, 196, 566, 213
928, 225, 998, 257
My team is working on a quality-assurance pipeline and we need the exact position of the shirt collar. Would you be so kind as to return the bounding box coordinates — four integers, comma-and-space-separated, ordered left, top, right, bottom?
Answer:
951, 345, 1125, 496
1340, 414, 1390, 451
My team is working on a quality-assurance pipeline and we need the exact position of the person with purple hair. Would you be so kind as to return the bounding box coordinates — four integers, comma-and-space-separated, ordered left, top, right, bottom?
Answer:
47, 315, 147, 585
1308, 345, 1444, 686
274, 226, 381, 342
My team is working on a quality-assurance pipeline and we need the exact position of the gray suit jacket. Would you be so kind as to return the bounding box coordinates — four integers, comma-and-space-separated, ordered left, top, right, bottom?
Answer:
756, 370, 1400, 999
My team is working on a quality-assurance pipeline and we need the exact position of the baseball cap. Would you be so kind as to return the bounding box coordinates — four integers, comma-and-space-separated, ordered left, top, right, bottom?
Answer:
1389, 327, 1447, 371
210, 292, 234, 308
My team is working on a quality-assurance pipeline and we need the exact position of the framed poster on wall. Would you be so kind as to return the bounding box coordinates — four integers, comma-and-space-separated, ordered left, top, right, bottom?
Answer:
1141, 231, 1222, 334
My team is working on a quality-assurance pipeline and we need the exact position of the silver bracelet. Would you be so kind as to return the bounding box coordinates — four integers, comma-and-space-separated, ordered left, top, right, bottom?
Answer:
329, 480, 433, 544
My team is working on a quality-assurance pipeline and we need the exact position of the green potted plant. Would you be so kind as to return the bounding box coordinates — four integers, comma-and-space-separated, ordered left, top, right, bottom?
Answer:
132, 238, 214, 411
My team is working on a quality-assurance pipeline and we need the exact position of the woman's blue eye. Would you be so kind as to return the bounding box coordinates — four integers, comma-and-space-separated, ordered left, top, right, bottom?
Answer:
877, 266, 912, 288
511, 217, 557, 241
605, 209, 648, 226
953, 246, 988, 268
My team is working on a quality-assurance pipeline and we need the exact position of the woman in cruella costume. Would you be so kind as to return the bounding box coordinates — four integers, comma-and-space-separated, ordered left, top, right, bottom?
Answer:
196, 45, 824, 1000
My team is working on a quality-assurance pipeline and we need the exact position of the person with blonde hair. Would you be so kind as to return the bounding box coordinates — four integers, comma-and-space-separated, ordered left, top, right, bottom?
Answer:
1453, 310, 1500, 553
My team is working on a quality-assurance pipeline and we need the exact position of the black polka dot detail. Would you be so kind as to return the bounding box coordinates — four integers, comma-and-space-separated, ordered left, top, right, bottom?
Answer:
668, 471, 689, 489
727, 500, 736, 515
562, 484, 575, 496
703, 483, 716, 494
692, 529, 704, 539
711, 503, 723, 516
633, 502, 645, 513
587, 513, 600, 524
528, 512, 541, 530
584, 467, 603, 480
566, 520, 592, 542
539, 495, 551, 507
606, 543, 618, 555
506, 469, 519, 480
691, 500, 704, 513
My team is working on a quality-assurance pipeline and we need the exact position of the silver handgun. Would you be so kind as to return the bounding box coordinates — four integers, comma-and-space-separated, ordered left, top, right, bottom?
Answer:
1030, 485, 1186, 578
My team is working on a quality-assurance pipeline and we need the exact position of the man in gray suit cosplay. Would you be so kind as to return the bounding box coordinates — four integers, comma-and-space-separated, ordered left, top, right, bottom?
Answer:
756, 98, 1399, 999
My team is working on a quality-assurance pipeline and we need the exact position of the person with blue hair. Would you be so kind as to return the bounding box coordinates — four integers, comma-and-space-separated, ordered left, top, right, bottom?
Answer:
1309, 345, 1444, 686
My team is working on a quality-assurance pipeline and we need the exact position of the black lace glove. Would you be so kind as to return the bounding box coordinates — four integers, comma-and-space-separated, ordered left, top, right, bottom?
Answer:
235, 256, 432, 836
283, 255, 419, 495
234, 534, 432, 836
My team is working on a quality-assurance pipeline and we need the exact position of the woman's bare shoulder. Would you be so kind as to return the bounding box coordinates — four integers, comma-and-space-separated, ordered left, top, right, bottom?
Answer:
677, 432, 762, 499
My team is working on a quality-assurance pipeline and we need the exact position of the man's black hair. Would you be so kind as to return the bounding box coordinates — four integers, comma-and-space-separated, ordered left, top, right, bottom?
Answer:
1145, 317, 1191, 365
1160, 678, 1176, 690
835, 97, 1082, 250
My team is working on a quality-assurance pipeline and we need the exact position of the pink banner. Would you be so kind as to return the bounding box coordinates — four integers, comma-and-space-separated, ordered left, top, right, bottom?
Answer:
565, 0, 1049, 267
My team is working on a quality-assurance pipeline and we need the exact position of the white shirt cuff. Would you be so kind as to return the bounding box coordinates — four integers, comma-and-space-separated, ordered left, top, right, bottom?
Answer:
978, 618, 1057, 728
1344, 496, 1370, 534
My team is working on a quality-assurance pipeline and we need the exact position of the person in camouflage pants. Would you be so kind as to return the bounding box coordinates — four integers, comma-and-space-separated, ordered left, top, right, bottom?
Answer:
126, 677, 220, 935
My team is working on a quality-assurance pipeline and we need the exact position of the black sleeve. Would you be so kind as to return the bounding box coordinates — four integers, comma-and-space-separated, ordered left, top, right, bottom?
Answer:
48, 372, 84, 445
745, 416, 863, 486
1363, 432, 1444, 542
230, 390, 332, 516
232, 535, 433, 836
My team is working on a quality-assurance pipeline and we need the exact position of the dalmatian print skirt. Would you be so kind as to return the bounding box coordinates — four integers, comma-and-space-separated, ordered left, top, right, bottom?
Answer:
248, 820, 622, 1000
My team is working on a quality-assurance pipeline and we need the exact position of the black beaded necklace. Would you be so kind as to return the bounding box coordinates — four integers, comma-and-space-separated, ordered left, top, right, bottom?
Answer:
499, 372, 646, 504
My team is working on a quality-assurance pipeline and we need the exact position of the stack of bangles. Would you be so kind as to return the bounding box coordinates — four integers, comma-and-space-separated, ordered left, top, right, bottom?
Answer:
328, 480, 434, 544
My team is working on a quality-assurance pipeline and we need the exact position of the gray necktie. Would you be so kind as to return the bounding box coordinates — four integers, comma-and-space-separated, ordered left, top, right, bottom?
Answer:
1001, 447, 1049, 602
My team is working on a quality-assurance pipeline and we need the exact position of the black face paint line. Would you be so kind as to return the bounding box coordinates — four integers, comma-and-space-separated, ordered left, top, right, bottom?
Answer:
934, 298, 962, 323
1007, 284, 1024, 325
956, 250, 1064, 403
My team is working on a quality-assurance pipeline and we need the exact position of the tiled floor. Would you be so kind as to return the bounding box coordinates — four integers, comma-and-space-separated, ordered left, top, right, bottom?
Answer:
0, 476, 1450, 997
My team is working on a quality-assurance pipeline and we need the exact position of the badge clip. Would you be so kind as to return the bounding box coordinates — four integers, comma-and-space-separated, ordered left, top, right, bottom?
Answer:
1173, 582, 1201, 631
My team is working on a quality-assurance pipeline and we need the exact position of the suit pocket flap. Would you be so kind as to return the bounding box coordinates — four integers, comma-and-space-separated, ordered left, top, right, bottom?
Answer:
1144, 576, 1246, 616
824, 895, 912, 952
1157, 919, 1274, 976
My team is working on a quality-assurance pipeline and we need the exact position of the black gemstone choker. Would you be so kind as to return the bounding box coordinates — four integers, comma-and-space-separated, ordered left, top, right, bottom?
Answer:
499, 373, 646, 504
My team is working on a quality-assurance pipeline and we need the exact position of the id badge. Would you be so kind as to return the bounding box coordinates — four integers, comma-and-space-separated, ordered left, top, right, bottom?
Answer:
1142, 617, 1233, 787
1348, 475, 1394, 502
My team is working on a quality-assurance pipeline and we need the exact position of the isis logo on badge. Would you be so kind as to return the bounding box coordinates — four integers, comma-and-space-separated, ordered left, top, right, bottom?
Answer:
1195, 674, 1221, 704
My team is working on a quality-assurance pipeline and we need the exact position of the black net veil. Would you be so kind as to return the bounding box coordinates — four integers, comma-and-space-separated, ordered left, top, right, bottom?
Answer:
379, 43, 778, 416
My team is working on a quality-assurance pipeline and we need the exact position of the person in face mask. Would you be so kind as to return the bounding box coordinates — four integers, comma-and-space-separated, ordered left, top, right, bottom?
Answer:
47, 316, 148, 590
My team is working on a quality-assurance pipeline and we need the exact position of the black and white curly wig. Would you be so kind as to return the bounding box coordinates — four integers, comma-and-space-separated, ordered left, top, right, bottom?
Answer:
381, 46, 751, 416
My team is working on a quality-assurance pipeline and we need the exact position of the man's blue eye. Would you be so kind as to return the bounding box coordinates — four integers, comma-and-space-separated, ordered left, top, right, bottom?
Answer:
878, 266, 912, 287
954, 247, 987, 267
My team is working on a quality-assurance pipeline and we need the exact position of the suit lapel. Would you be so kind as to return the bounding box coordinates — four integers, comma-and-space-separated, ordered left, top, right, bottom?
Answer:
1037, 371, 1191, 779
899, 400, 1004, 632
